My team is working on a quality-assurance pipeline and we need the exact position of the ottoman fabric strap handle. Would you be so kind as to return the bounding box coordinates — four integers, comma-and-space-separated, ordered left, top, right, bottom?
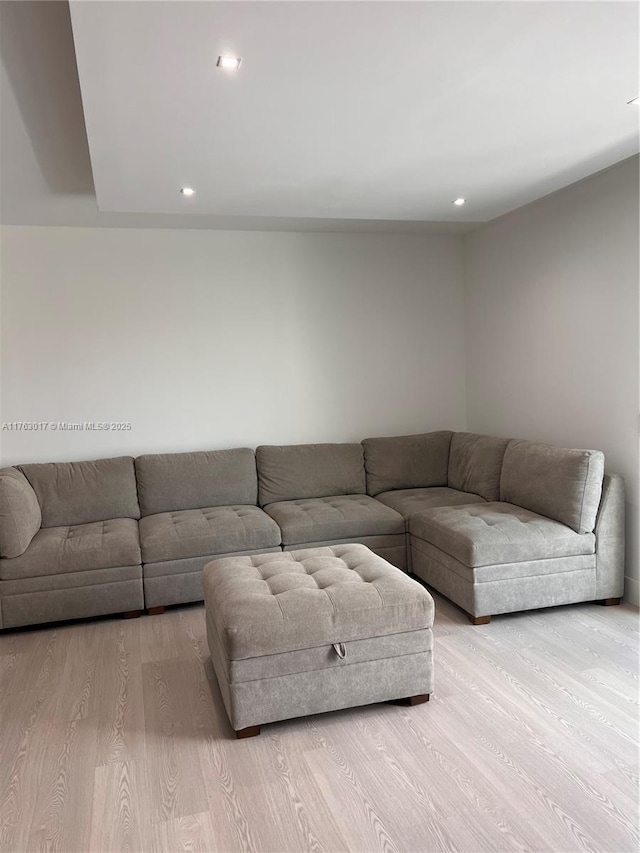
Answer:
332, 642, 347, 659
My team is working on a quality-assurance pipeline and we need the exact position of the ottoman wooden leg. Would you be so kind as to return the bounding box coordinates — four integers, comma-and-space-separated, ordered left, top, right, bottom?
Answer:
469, 614, 491, 625
147, 606, 166, 616
236, 725, 261, 739
597, 598, 621, 606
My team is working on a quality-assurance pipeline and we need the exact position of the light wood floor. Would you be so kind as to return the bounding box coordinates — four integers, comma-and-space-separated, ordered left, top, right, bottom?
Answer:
1, 593, 638, 853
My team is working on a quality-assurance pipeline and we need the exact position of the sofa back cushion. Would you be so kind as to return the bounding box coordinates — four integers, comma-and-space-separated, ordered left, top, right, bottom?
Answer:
0, 467, 42, 558
136, 448, 257, 516
362, 431, 453, 496
257, 443, 366, 507
500, 439, 604, 534
448, 432, 510, 501
19, 456, 140, 528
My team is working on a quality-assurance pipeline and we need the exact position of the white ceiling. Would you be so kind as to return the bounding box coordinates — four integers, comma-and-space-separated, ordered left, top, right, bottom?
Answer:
67, 0, 639, 225
1, 2, 637, 231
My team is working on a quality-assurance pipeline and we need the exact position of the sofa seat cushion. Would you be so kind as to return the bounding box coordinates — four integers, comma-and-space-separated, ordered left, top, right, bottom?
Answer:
140, 506, 281, 564
410, 503, 595, 568
375, 487, 486, 520
264, 495, 405, 547
0, 518, 141, 580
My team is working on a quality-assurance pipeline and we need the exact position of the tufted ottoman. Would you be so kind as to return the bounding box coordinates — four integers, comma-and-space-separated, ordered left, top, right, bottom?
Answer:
203, 543, 434, 738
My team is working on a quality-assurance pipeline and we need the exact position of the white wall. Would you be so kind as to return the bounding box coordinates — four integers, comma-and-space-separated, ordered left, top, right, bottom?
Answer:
0, 226, 466, 464
464, 157, 640, 604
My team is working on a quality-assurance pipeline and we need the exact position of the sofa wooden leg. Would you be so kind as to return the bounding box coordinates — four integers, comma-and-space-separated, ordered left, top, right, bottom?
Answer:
469, 614, 491, 625
122, 609, 142, 619
597, 598, 621, 606
236, 725, 261, 739
147, 606, 166, 616
390, 694, 430, 706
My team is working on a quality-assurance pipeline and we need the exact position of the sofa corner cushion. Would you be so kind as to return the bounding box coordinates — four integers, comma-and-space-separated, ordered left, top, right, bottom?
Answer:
448, 432, 510, 501
135, 448, 257, 516
264, 494, 404, 546
256, 443, 366, 507
0, 467, 42, 558
500, 440, 604, 534
375, 486, 486, 519
0, 517, 141, 580
19, 456, 140, 528
362, 431, 453, 496
139, 505, 281, 563
410, 502, 595, 568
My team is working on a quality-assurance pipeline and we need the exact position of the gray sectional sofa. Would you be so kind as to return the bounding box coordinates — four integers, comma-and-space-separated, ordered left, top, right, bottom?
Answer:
0, 431, 625, 629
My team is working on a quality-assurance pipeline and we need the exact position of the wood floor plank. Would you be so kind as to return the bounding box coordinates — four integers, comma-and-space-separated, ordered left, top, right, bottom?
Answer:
438, 631, 636, 773
0, 628, 74, 853
224, 726, 343, 853
274, 722, 351, 852
0, 636, 21, 699
601, 765, 640, 807
22, 625, 101, 852
93, 619, 146, 767
90, 760, 146, 853
150, 810, 220, 853
197, 736, 261, 852
26, 713, 98, 852
173, 606, 211, 669
443, 694, 605, 853
139, 610, 180, 664
353, 703, 549, 852
0, 596, 637, 853
2, 627, 62, 698
0, 688, 52, 853
583, 665, 640, 708
141, 658, 209, 823
507, 736, 638, 852
303, 723, 403, 853
393, 699, 558, 851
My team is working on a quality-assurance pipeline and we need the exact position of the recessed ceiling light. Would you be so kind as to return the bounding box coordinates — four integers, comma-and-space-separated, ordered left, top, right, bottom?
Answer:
628, 97, 639, 106
452, 198, 466, 206
180, 187, 196, 197
217, 55, 242, 70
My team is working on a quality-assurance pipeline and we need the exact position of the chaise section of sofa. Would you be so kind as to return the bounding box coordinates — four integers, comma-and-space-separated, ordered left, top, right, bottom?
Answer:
257, 443, 407, 569
136, 448, 281, 608
0, 457, 143, 629
409, 439, 617, 622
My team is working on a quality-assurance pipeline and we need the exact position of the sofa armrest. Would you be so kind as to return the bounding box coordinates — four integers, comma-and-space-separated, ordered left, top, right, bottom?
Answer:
594, 474, 625, 599
0, 467, 42, 558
